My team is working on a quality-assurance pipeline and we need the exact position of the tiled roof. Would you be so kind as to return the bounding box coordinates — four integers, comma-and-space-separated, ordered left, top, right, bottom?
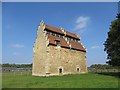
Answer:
48, 35, 70, 48
45, 25, 64, 35
45, 24, 86, 52
45, 24, 80, 40
69, 41, 86, 52
66, 31, 80, 40
47, 35, 86, 52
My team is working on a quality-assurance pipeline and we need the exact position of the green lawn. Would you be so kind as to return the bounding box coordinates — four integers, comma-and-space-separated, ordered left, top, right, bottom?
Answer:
2, 71, 119, 88
0, 72, 2, 89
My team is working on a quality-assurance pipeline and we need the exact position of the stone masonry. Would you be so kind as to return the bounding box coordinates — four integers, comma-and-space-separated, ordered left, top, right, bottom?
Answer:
32, 20, 87, 76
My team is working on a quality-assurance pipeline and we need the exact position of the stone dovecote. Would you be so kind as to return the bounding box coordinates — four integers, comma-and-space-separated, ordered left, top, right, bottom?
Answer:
32, 20, 87, 76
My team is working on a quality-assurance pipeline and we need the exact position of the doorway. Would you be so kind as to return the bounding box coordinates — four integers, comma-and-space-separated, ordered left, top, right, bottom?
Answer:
59, 68, 62, 74
77, 68, 80, 72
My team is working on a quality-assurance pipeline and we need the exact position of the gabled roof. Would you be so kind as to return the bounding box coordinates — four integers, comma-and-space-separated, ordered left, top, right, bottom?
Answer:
45, 24, 80, 40
47, 35, 86, 52
44, 24, 86, 52
69, 41, 86, 52
45, 24, 64, 35
66, 31, 80, 40
48, 35, 70, 48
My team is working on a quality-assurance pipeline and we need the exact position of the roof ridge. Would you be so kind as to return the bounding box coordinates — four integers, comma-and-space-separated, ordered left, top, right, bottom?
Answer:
44, 22, 80, 39
45, 24, 64, 34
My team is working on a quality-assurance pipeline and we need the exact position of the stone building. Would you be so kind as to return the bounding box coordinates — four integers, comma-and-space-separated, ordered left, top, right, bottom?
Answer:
32, 20, 87, 76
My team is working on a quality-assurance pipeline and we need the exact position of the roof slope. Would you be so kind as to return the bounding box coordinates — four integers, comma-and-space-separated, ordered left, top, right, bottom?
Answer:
69, 41, 86, 52
48, 35, 70, 48
45, 24, 86, 52
66, 31, 80, 40
45, 25, 64, 35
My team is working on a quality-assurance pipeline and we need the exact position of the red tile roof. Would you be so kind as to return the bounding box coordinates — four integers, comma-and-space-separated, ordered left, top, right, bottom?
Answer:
45, 24, 86, 52
45, 24, 80, 40
69, 41, 86, 52
47, 35, 86, 52
66, 31, 80, 40
48, 35, 70, 48
45, 25, 64, 35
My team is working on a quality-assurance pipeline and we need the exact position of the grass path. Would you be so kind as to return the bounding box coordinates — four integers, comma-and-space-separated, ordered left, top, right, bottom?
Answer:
2, 72, 119, 88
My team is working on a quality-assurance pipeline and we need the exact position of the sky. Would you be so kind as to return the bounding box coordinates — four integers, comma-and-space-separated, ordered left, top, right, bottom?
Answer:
2, 2, 118, 66
0, 2, 2, 64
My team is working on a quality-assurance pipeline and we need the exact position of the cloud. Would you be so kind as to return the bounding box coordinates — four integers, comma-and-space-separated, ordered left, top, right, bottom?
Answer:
11, 44, 25, 48
91, 46, 100, 49
13, 52, 22, 55
74, 16, 90, 30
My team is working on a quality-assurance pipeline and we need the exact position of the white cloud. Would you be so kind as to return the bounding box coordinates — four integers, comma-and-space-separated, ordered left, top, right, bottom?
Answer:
74, 16, 90, 30
13, 52, 22, 55
11, 44, 24, 48
91, 46, 100, 49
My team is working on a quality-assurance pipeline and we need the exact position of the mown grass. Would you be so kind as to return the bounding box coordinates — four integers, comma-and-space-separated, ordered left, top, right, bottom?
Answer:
0, 72, 2, 89
2, 71, 119, 88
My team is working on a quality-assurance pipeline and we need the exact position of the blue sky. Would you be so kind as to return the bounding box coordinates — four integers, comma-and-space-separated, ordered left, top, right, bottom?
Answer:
2, 2, 118, 66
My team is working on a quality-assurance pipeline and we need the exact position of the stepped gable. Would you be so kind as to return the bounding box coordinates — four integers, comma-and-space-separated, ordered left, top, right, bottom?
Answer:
45, 24, 64, 35
48, 35, 70, 48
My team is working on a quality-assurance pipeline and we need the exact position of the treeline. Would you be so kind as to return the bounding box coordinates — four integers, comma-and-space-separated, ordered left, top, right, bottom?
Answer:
0, 63, 32, 68
89, 64, 120, 69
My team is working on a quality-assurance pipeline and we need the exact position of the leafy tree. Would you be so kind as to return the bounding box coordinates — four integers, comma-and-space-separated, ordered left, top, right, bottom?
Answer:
2, 63, 33, 68
90, 64, 115, 69
104, 13, 120, 66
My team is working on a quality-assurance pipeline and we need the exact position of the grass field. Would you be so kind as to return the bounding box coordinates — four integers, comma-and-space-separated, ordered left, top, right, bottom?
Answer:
2, 71, 119, 88
0, 72, 2, 89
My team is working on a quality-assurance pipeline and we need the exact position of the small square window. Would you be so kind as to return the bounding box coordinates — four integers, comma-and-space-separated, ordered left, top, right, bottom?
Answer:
56, 34, 59, 37
67, 37, 70, 41
49, 32, 52, 35
55, 40, 60, 46
46, 31, 50, 35
51, 33, 55, 36
60, 35, 63, 38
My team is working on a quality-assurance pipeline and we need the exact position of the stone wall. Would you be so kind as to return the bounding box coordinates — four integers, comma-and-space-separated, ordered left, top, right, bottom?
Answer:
32, 22, 87, 76
32, 23, 47, 76
46, 45, 87, 76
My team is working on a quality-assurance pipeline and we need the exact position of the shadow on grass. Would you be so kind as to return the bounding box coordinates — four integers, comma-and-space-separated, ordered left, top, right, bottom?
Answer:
95, 72, 120, 78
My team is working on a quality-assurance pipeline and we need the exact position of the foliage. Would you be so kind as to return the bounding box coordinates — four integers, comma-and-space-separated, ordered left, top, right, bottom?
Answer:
1, 63, 32, 68
89, 64, 119, 69
104, 13, 120, 66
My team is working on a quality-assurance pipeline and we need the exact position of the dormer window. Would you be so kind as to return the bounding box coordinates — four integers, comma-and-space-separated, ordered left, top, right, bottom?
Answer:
73, 39, 74, 41
51, 32, 55, 36
73, 39, 76, 42
46, 31, 50, 35
56, 41, 60, 46
76, 40, 79, 43
55, 39, 60, 46
67, 37, 71, 41
56, 34, 59, 37
58, 35, 60, 37
60, 35, 63, 38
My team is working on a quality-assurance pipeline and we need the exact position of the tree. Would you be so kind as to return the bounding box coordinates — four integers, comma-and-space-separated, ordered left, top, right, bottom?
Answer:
104, 13, 120, 66
90, 64, 113, 69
